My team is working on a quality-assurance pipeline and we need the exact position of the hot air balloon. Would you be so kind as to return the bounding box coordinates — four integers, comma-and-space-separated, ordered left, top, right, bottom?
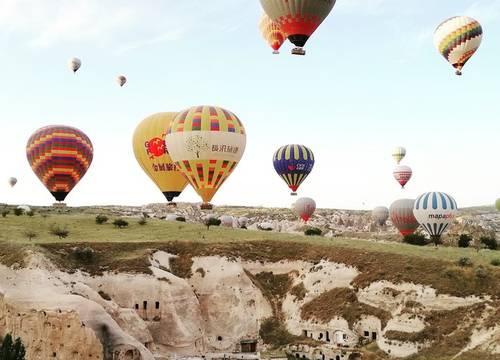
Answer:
292, 197, 316, 222
165, 106, 246, 210
413, 192, 457, 245
259, 13, 287, 54
8, 177, 17, 188
220, 215, 234, 228
260, 0, 336, 55
393, 165, 412, 188
26, 125, 93, 203
273, 145, 314, 196
133, 112, 188, 204
372, 206, 389, 226
495, 199, 500, 211
390, 199, 420, 236
117, 75, 127, 87
392, 147, 406, 165
68, 57, 81, 73
433, 16, 482, 76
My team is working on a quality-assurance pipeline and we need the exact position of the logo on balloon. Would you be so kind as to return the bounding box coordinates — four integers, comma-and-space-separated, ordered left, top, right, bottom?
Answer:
428, 213, 455, 219
145, 136, 166, 159
288, 165, 296, 171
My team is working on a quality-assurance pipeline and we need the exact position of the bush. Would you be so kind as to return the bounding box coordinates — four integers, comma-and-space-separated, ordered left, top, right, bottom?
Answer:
176, 216, 186, 222
304, 227, 322, 236
73, 247, 94, 263
138, 217, 147, 226
50, 225, 69, 239
25, 210, 34, 217
0, 333, 26, 360
205, 217, 221, 230
113, 218, 129, 228
480, 236, 498, 251
490, 258, 500, 267
95, 214, 109, 225
475, 266, 488, 279
13, 208, 24, 216
457, 257, 473, 267
458, 234, 472, 248
24, 230, 37, 241
403, 234, 428, 246
1, 210, 9, 218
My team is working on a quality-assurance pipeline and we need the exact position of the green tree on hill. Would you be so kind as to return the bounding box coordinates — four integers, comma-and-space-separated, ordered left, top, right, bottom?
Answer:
0, 333, 26, 360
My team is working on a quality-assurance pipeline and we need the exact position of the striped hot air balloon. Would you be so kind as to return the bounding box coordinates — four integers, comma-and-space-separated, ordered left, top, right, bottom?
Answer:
433, 16, 483, 76
372, 206, 389, 226
390, 199, 420, 236
165, 106, 246, 210
413, 192, 458, 245
273, 144, 314, 196
259, 13, 287, 54
260, 0, 336, 55
292, 197, 316, 222
393, 165, 412, 188
26, 125, 93, 203
392, 147, 406, 165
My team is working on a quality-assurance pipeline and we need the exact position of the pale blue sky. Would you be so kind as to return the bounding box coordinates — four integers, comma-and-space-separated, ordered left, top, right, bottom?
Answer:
0, 0, 498, 209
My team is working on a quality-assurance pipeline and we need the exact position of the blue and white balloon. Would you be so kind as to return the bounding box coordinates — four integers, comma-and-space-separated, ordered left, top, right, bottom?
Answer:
413, 192, 457, 241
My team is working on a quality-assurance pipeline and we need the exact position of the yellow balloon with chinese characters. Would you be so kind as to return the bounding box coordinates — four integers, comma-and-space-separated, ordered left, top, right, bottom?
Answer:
165, 106, 247, 209
133, 112, 188, 203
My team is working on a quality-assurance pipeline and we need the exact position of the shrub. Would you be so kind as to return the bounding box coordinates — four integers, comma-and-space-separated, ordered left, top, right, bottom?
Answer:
1, 210, 9, 218
73, 247, 94, 263
403, 234, 428, 246
138, 217, 147, 226
25, 210, 34, 217
304, 227, 322, 236
205, 217, 221, 230
95, 214, 109, 225
98, 290, 111, 301
113, 218, 129, 228
259, 318, 297, 348
0, 333, 26, 360
490, 258, 500, 267
50, 225, 69, 239
13, 208, 24, 216
176, 216, 186, 222
458, 234, 472, 248
457, 257, 473, 267
475, 266, 488, 279
24, 230, 37, 241
480, 236, 498, 251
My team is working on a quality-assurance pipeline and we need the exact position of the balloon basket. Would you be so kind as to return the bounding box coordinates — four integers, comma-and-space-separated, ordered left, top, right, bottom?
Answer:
53, 202, 67, 208
273, 50, 279, 55
291, 47, 306, 56
200, 203, 213, 210
291, 192, 298, 196
167, 202, 177, 208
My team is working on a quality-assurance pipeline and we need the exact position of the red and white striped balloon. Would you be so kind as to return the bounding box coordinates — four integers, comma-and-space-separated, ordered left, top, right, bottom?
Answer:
393, 165, 412, 188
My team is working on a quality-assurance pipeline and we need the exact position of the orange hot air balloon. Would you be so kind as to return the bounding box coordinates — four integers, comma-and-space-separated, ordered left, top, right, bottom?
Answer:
259, 13, 286, 54
26, 125, 93, 202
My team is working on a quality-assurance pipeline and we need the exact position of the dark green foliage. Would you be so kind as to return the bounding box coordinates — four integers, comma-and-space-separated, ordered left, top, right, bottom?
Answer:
304, 227, 322, 236
13, 208, 24, 216
205, 217, 221, 230
176, 216, 186, 222
95, 214, 109, 225
403, 233, 428, 246
458, 234, 472, 248
98, 290, 112, 301
72, 247, 95, 263
0, 333, 26, 360
480, 237, 498, 251
25, 211, 34, 217
50, 225, 69, 239
457, 257, 473, 267
1, 210, 9, 218
490, 258, 500, 267
259, 318, 297, 348
113, 218, 129, 228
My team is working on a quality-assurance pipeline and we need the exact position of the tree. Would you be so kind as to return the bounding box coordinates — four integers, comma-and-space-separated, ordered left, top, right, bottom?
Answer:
0, 333, 26, 360
403, 233, 428, 246
205, 217, 221, 230
458, 234, 472, 248
113, 218, 129, 229
185, 135, 209, 159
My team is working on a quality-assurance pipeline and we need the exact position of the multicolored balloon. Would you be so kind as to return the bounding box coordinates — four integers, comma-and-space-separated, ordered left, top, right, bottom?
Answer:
260, 0, 336, 55
433, 16, 483, 76
495, 198, 500, 211
413, 192, 457, 243
8, 177, 17, 188
390, 199, 420, 236
165, 106, 246, 210
292, 197, 316, 222
372, 206, 389, 226
259, 13, 287, 54
392, 147, 406, 165
393, 165, 412, 188
117, 75, 127, 87
273, 144, 314, 196
133, 112, 188, 203
26, 125, 93, 202
68, 57, 81, 73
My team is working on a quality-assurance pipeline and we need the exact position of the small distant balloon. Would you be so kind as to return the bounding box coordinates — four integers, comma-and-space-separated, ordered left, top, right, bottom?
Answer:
393, 165, 412, 188
68, 57, 81, 73
8, 177, 17, 187
413, 192, 457, 243
117, 75, 127, 87
372, 206, 389, 226
392, 147, 406, 164
273, 144, 315, 196
292, 197, 316, 222
259, 13, 286, 54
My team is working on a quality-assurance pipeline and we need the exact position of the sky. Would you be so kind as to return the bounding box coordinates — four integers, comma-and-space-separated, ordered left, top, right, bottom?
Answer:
0, 0, 499, 210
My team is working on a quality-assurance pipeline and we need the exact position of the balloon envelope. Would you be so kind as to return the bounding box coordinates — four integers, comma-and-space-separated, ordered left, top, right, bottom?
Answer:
117, 75, 127, 87
220, 215, 234, 227
8, 177, 17, 187
68, 57, 81, 73
413, 192, 457, 239
433, 16, 482, 75
273, 144, 314, 195
393, 165, 412, 188
392, 147, 406, 164
292, 197, 316, 222
133, 112, 188, 202
26, 125, 93, 202
390, 199, 419, 236
260, 0, 336, 50
259, 13, 286, 53
372, 206, 389, 226
165, 106, 246, 207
